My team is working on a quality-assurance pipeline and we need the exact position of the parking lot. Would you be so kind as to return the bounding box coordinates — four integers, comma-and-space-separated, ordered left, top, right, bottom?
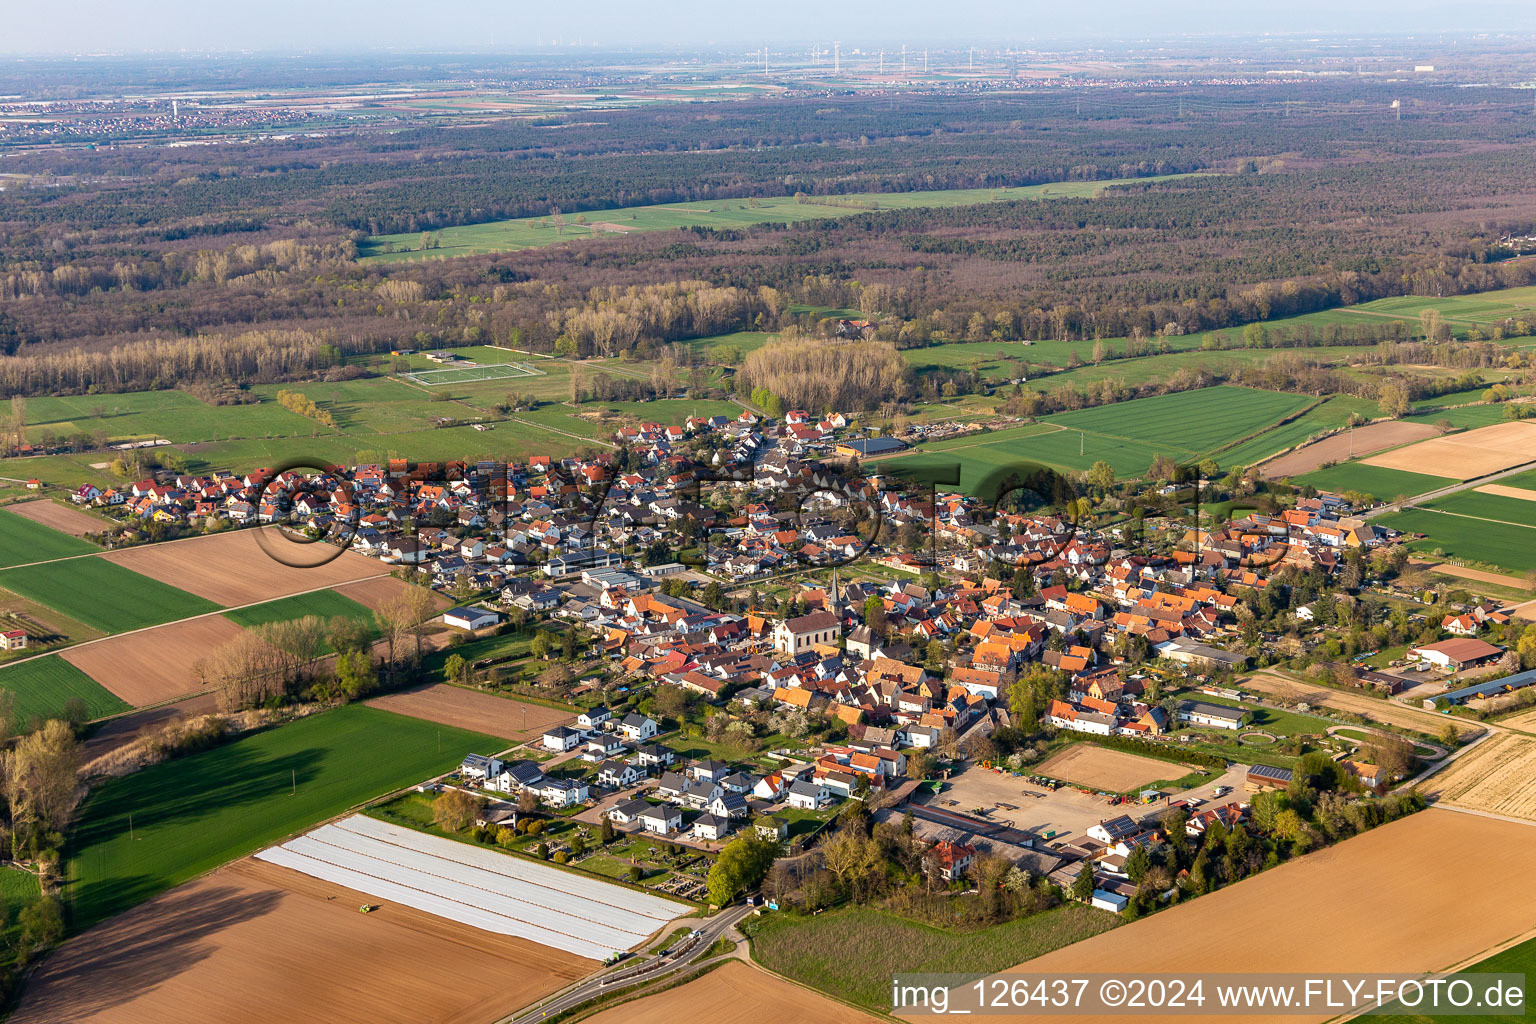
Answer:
924, 760, 1251, 842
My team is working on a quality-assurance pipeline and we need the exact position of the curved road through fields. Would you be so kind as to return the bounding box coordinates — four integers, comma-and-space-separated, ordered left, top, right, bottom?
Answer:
503, 904, 753, 1024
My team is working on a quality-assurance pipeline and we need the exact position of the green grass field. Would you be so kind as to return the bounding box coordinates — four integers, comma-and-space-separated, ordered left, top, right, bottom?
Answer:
0, 558, 222, 634
0, 866, 40, 944
1218, 395, 1383, 469
1373, 933, 1535, 1024
223, 589, 378, 649
886, 387, 1311, 491
65, 704, 503, 929
359, 176, 1194, 262
0, 653, 131, 724
1291, 464, 1456, 500
23, 389, 318, 446
1380, 507, 1536, 574
0, 508, 99, 568
747, 904, 1121, 1010
1424, 489, 1536, 526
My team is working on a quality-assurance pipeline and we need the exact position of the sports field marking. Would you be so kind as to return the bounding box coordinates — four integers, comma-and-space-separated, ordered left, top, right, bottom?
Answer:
401, 362, 545, 386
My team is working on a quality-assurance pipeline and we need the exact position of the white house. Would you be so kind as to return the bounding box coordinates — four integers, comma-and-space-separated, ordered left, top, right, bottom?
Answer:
786, 780, 830, 810
638, 804, 682, 835
533, 777, 589, 807
617, 713, 658, 740
577, 706, 612, 730
692, 813, 732, 841
606, 797, 651, 824
597, 760, 643, 789
491, 760, 544, 793
459, 754, 503, 782
582, 734, 626, 762
443, 606, 500, 631
542, 725, 583, 752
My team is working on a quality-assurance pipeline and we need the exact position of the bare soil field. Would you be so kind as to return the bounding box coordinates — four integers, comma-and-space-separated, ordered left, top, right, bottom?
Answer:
364, 683, 573, 742
1409, 557, 1531, 591
5, 499, 109, 537
1499, 704, 1536, 732
102, 531, 385, 606
1257, 421, 1437, 477
1363, 420, 1536, 480
10, 858, 589, 1024
61, 616, 250, 706
1243, 670, 1481, 738
1421, 732, 1536, 821
334, 575, 451, 614
80, 693, 220, 763
1036, 745, 1175, 791
584, 961, 880, 1024
989, 811, 1536, 1024
1476, 483, 1536, 502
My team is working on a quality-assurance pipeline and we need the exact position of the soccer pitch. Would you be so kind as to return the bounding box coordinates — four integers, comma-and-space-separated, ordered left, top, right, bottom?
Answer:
402, 362, 544, 385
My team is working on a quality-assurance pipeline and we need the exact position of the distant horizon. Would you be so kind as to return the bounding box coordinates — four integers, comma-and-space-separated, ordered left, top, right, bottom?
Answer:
8, 1, 1536, 58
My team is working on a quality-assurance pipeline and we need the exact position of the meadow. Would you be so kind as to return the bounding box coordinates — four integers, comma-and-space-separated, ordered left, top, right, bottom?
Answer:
359, 176, 1190, 262
0, 558, 222, 634
1219, 395, 1382, 469
65, 704, 503, 929
0, 653, 131, 724
1424, 489, 1536, 526
746, 904, 1120, 1011
0, 509, 99, 568
887, 386, 1313, 490
223, 589, 379, 646
1291, 464, 1455, 500
1379, 507, 1536, 574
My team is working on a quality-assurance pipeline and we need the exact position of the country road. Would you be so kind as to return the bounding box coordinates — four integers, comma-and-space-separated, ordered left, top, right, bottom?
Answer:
503, 904, 753, 1024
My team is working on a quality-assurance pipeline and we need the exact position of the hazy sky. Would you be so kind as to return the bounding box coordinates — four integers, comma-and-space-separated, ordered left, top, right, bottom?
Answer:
7, 1, 1536, 55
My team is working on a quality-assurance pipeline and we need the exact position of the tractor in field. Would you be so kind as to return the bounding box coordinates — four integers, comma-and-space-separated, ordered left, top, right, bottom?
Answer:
359, 904, 377, 914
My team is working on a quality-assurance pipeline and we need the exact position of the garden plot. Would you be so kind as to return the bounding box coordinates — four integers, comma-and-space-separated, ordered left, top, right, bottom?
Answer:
256, 814, 686, 960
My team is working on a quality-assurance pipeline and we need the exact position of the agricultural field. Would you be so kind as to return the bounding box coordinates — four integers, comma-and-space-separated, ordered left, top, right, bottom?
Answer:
223, 589, 377, 641
1241, 671, 1480, 738
1254, 420, 1439, 478
20, 389, 318, 447
582, 961, 881, 1024
1005, 811, 1536, 1024
358, 176, 1189, 262
1378, 507, 1536, 574
1374, 933, 1536, 1024
1036, 745, 1174, 791
334, 576, 452, 615
364, 684, 574, 742
1219, 394, 1384, 471
0, 507, 99, 568
0, 654, 131, 724
1420, 732, 1536, 821
66, 704, 503, 929
1363, 420, 1536, 481
748, 903, 1120, 1011
1419, 488, 1536, 526
60, 615, 251, 707
3, 499, 110, 538
102, 531, 385, 605
0, 558, 221, 635
12, 858, 589, 1024
888, 386, 1312, 490
1291, 463, 1455, 501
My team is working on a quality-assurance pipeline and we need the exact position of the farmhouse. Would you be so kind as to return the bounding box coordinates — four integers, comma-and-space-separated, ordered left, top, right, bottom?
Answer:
0, 630, 27, 651
1176, 700, 1247, 731
442, 606, 500, 631
1087, 815, 1141, 845
927, 839, 976, 881
1408, 638, 1504, 672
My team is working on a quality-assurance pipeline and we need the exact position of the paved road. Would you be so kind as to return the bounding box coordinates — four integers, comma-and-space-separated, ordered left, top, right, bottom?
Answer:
1363, 457, 1536, 519
504, 904, 753, 1024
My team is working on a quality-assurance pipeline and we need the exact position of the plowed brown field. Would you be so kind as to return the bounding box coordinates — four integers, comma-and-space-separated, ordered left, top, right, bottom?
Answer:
1257, 421, 1437, 477
11, 858, 590, 1024
61, 616, 250, 706
960, 811, 1536, 1024
365, 683, 574, 741
102, 531, 384, 606
583, 961, 880, 1024
5, 499, 109, 537
1363, 420, 1536, 480
334, 575, 452, 614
